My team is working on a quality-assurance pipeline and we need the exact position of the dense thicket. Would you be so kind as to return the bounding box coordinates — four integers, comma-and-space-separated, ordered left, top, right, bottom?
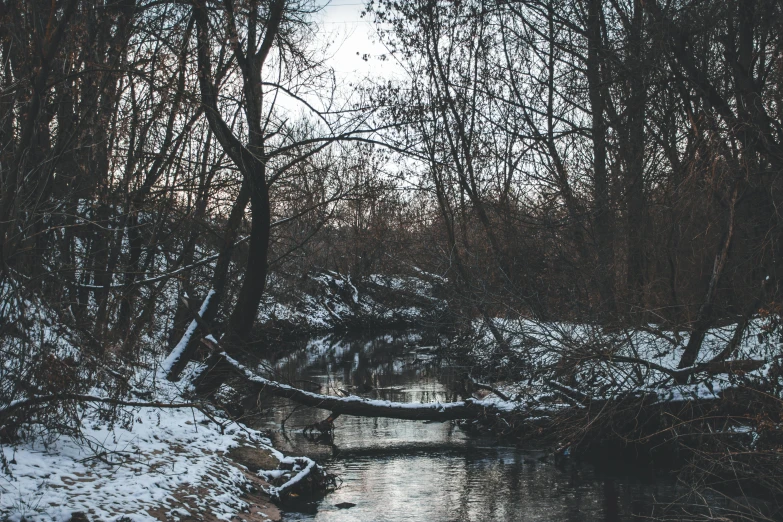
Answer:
368, 0, 783, 331
0, 0, 387, 425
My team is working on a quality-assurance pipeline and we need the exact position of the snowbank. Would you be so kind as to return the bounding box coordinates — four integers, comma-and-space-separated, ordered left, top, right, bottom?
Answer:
254, 270, 448, 333
0, 365, 319, 522
466, 316, 782, 406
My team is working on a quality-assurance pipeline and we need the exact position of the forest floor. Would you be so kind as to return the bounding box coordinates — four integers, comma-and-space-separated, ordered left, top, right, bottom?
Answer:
0, 371, 288, 522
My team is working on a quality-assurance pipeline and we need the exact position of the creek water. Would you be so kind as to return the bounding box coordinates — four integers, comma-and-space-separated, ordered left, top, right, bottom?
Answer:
248, 331, 684, 521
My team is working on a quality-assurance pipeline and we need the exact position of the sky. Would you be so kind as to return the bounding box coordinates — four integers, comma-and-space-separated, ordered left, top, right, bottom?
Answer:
312, 0, 404, 82
268, 1, 404, 120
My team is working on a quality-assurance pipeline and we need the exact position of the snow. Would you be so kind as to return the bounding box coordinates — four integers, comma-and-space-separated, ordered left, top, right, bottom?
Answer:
0, 363, 314, 522
470, 396, 520, 412
469, 316, 782, 411
263, 456, 317, 499
2, 403, 249, 520
160, 290, 215, 374
254, 270, 446, 332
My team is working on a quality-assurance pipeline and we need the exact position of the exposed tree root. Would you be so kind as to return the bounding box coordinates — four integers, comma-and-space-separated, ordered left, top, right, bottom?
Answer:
259, 455, 337, 503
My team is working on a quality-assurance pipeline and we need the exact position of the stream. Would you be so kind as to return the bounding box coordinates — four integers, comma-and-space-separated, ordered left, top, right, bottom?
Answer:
248, 331, 686, 521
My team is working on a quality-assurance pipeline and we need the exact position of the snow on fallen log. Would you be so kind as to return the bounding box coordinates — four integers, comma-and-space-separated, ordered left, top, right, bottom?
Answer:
250, 438, 334, 500
262, 455, 319, 499
194, 352, 523, 422
162, 289, 215, 378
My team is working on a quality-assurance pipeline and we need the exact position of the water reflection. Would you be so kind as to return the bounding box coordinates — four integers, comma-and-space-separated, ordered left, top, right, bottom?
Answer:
248, 331, 681, 521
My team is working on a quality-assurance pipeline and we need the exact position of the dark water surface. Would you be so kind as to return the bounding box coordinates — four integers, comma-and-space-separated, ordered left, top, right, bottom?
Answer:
248, 331, 684, 522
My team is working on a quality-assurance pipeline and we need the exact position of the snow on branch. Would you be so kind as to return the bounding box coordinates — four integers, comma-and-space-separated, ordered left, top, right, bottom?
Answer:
161, 289, 216, 375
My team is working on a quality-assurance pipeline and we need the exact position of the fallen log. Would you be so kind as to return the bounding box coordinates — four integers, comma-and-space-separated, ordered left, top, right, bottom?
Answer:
599, 354, 766, 380
183, 330, 769, 440
192, 352, 525, 422
702, 359, 766, 375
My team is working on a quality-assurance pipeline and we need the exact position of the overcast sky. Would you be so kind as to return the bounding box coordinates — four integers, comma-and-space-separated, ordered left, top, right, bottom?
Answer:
313, 0, 404, 82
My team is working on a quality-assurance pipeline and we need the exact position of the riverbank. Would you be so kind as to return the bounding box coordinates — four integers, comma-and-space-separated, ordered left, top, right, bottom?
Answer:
1, 269, 448, 522
1, 405, 276, 521
251, 270, 451, 338
0, 365, 333, 522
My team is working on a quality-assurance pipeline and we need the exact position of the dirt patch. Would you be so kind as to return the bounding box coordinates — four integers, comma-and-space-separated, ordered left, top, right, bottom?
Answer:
145, 476, 281, 522
140, 445, 282, 521
228, 445, 280, 472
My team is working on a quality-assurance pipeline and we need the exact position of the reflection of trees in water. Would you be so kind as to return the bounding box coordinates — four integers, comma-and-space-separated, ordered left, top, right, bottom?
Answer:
262, 330, 453, 399
250, 332, 681, 521
452, 452, 662, 521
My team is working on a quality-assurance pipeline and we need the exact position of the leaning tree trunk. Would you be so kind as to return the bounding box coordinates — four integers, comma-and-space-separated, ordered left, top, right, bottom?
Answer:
165, 180, 250, 381
677, 183, 739, 378
227, 172, 271, 342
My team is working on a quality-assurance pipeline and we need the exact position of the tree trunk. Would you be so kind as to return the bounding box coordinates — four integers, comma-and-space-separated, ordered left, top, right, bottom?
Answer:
625, 0, 647, 312
677, 183, 739, 377
193, 352, 519, 422
586, 0, 616, 314
227, 173, 271, 341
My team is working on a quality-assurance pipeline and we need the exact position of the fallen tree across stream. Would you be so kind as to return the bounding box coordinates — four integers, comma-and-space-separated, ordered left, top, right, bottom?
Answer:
166, 328, 783, 517
170, 293, 773, 440
192, 351, 524, 423
184, 335, 773, 443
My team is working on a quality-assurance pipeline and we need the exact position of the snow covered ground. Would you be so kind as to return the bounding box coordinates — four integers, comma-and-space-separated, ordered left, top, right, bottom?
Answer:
255, 271, 447, 332
0, 367, 309, 522
469, 316, 782, 406
0, 269, 448, 522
